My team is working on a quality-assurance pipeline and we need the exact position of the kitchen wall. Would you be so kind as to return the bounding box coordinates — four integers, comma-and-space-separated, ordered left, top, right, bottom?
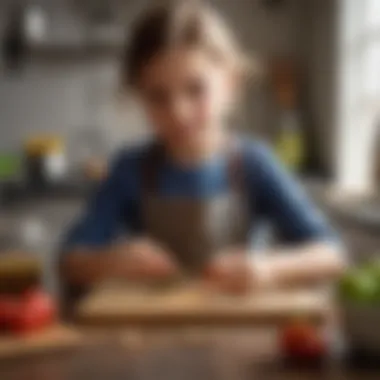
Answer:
0, 0, 308, 156
0, 57, 129, 153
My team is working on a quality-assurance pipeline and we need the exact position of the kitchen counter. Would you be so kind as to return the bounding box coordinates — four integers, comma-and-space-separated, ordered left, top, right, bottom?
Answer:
0, 181, 94, 208
0, 331, 378, 380
306, 181, 380, 233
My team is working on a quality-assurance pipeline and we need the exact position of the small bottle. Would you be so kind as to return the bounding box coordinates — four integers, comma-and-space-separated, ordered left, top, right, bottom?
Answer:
275, 108, 304, 172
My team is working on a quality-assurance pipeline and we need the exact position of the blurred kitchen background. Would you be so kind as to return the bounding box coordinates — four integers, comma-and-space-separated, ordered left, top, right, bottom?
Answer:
0, 0, 379, 295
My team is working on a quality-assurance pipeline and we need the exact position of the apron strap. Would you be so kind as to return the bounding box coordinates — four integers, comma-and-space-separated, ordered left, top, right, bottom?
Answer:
142, 142, 167, 194
226, 139, 247, 195
142, 139, 247, 194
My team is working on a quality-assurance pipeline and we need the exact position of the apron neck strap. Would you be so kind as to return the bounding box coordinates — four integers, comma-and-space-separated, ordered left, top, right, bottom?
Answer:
142, 142, 166, 193
226, 138, 246, 194
142, 139, 246, 194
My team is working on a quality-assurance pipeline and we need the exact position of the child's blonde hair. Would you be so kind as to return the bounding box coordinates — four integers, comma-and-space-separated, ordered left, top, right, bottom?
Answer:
121, 0, 254, 89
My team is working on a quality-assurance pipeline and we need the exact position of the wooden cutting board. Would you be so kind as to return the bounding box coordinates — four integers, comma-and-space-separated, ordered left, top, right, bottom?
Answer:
0, 325, 85, 360
76, 282, 333, 327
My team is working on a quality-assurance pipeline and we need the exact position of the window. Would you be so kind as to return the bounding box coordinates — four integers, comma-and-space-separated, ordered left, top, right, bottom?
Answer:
336, 0, 380, 193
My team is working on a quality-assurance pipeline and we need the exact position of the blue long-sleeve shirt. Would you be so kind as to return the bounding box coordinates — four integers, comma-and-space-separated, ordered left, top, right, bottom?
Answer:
63, 139, 335, 251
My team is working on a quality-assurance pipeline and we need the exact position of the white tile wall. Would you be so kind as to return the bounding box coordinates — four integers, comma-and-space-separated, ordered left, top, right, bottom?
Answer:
0, 0, 306, 154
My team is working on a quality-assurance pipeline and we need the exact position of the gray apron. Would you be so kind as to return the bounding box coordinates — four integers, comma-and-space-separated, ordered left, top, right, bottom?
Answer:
61, 141, 252, 316
142, 142, 251, 275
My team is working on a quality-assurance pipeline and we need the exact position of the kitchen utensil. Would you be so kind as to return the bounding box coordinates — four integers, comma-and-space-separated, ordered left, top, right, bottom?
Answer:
2, 4, 27, 72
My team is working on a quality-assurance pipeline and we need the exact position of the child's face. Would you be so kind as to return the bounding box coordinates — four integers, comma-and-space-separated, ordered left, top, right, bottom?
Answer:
138, 48, 234, 147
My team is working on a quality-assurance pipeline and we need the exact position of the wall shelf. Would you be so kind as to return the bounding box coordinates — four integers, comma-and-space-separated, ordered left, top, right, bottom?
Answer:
27, 43, 123, 62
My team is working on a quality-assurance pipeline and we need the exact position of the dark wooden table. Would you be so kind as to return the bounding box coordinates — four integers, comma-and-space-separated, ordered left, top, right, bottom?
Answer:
0, 329, 379, 380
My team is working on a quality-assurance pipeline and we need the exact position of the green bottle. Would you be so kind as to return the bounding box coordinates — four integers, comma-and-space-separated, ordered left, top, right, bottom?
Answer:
275, 109, 304, 172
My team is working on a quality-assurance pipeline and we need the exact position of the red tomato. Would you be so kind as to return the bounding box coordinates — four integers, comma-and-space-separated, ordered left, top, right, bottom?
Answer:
23, 288, 56, 314
9, 288, 56, 335
302, 337, 325, 358
0, 297, 22, 329
280, 321, 326, 359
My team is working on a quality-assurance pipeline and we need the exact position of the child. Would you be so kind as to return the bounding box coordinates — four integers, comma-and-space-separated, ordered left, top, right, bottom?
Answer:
61, 1, 345, 294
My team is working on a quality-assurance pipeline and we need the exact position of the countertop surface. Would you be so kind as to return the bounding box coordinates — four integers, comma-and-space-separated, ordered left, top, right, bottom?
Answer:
0, 334, 378, 380
305, 181, 380, 232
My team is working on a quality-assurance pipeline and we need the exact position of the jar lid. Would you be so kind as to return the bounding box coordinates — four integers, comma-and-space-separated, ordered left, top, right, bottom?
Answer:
25, 135, 64, 156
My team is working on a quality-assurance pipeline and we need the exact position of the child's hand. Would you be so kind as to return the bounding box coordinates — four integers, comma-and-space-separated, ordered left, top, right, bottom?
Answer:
113, 238, 179, 281
202, 249, 259, 294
